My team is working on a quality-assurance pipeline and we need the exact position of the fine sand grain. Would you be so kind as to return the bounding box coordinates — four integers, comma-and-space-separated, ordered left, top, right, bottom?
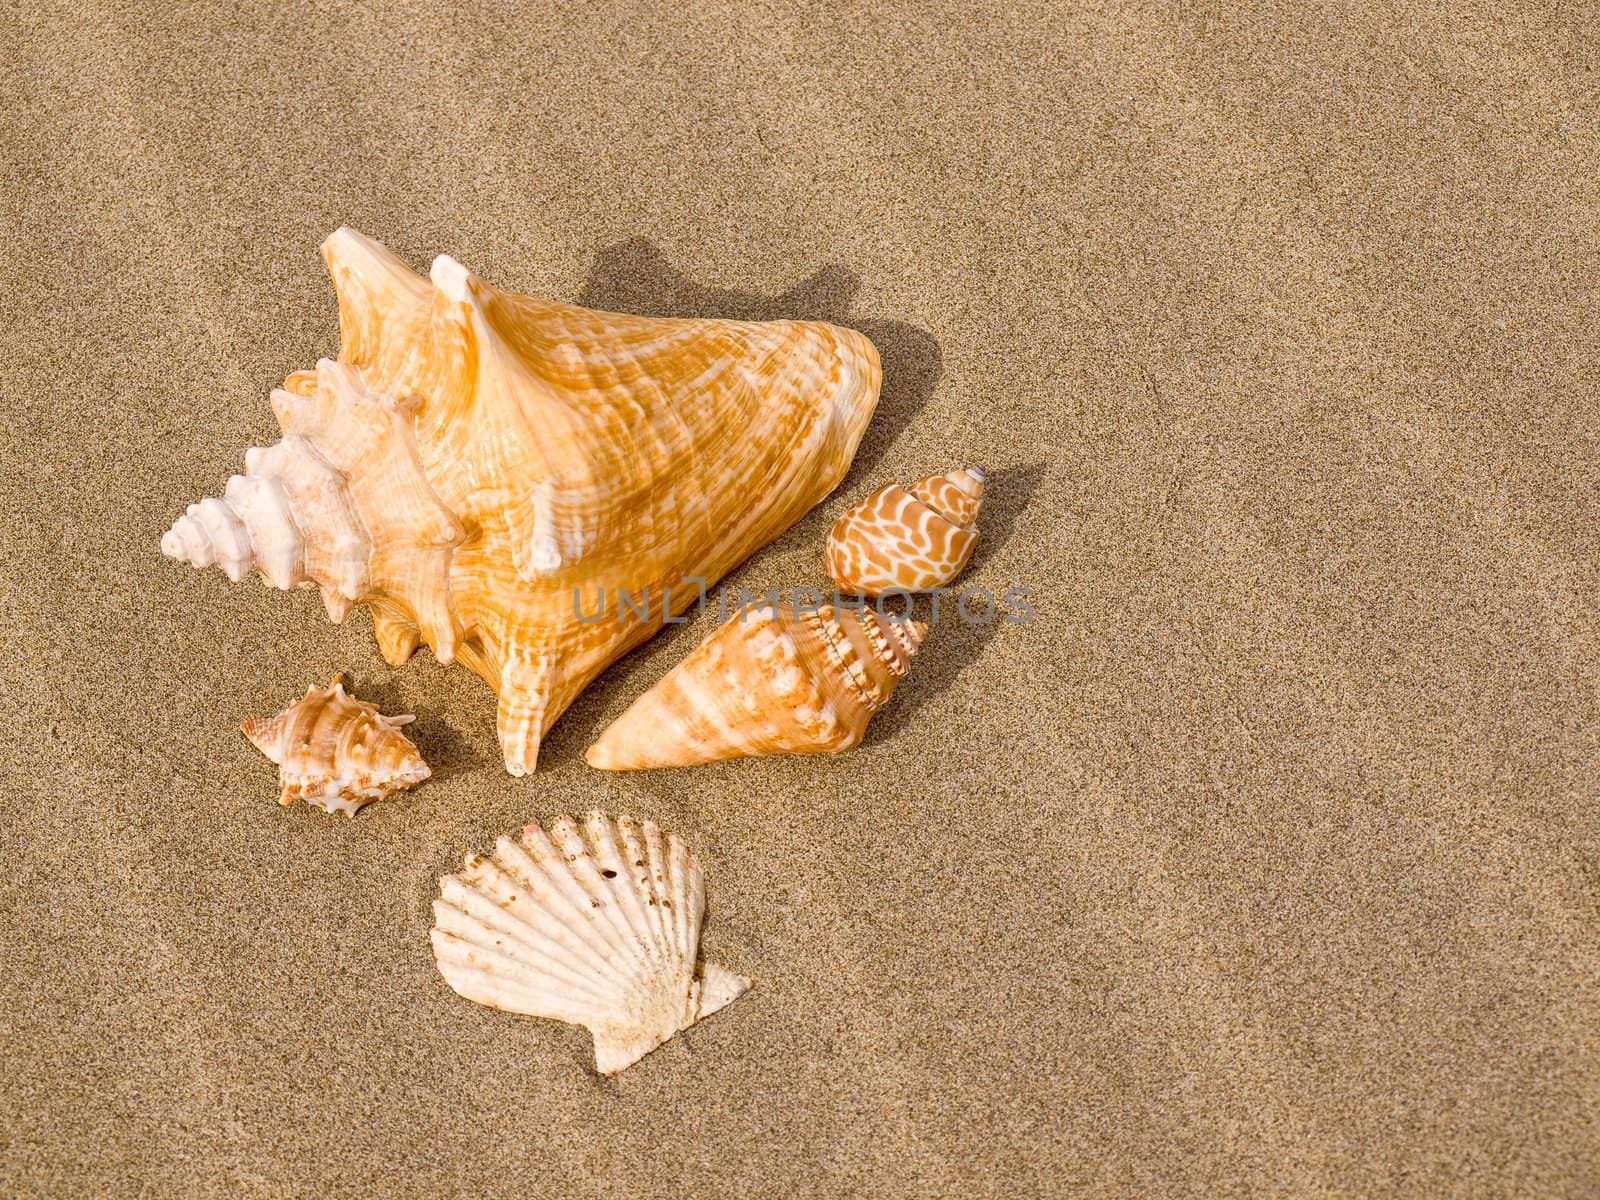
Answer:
3, 3, 1597, 1196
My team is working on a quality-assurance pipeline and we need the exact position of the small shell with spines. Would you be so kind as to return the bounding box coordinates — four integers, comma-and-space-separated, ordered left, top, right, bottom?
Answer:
586, 601, 927, 771
825, 467, 987, 596
241, 674, 430, 816
430, 811, 750, 1074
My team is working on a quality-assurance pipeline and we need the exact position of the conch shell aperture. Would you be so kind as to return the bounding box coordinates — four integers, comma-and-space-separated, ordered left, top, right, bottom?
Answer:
163, 229, 882, 774
431, 811, 750, 1074
825, 467, 986, 596
242, 674, 430, 816
586, 602, 927, 770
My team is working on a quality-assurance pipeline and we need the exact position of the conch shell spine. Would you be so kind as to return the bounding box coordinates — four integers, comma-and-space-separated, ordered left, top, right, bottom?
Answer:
585, 602, 928, 770
163, 229, 880, 774
825, 466, 987, 596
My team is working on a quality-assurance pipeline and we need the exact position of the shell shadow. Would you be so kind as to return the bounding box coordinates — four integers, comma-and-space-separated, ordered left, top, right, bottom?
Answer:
346, 674, 491, 781
576, 238, 941, 487
864, 461, 1048, 744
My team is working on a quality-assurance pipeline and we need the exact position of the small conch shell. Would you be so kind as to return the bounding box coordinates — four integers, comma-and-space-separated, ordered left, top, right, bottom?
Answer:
241, 674, 430, 816
430, 811, 750, 1074
825, 467, 987, 596
586, 602, 927, 770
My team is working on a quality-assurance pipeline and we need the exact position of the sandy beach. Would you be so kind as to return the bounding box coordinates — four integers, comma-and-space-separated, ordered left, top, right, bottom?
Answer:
3, 2, 1597, 1195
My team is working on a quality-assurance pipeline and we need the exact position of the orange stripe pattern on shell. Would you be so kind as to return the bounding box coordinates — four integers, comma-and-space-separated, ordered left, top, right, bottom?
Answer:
586, 604, 928, 770
162, 229, 883, 776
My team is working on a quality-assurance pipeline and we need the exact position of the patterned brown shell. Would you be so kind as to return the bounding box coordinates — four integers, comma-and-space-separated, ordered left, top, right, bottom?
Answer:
825, 467, 986, 596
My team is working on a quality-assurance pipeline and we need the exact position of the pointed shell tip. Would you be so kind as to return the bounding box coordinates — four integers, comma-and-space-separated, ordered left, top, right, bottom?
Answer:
430, 255, 472, 301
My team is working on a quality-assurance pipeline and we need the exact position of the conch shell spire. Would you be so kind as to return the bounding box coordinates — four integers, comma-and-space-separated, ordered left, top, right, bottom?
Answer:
162, 229, 881, 774
161, 434, 371, 622
586, 603, 928, 770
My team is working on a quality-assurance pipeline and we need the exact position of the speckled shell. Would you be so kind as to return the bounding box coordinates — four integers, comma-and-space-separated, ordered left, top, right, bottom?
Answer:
825, 467, 986, 596
241, 675, 430, 816
430, 811, 749, 1074
586, 602, 927, 770
163, 229, 881, 774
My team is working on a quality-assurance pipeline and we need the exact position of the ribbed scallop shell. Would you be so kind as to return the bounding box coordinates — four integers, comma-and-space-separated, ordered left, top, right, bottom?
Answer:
586, 603, 927, 770
430, 812, 750, 1074
163, 229, 881, 775
241, 675, 430, 816
825, 467, 987, 596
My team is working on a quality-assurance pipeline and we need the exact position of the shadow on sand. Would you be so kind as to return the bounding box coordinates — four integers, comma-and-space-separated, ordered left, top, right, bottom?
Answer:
347, 674, 493, 781
863, 460, 1048, 745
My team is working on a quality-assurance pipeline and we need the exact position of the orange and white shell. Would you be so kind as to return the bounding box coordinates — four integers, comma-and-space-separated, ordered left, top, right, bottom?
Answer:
162, 229, 881, 775
430, 811, 750, 1074
825, 467, 986, 596
586, 602, 927, 770
241, 675, 430, 816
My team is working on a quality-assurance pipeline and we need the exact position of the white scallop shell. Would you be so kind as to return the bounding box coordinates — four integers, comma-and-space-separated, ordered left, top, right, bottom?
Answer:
430, 812, 750, 1074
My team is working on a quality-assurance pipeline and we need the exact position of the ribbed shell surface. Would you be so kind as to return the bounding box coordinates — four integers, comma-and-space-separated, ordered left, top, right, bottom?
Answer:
241, 677, 430, 816
430, 812, 749, 1073
585, 603, 928, 770
162, 229, 882, 776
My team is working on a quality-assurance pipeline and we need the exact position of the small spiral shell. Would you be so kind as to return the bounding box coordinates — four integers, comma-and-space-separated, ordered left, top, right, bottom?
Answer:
586, 602, 928, 770
241, 674, 430, 816
825, 467, 986, 596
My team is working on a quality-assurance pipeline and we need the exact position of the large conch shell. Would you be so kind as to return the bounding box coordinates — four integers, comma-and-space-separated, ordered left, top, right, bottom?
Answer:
825, 467, 986, 596
430, 811, 750, 1074
162, 229, 881, 774
586, 602, 927, 770
241, 674, 430, 816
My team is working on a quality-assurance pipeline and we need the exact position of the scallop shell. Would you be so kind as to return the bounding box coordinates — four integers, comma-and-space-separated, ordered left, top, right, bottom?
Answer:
825, 467, 987, 596
586, 602, 927, 770
241, 674, 430, 816
163, 229, 881, 774
430, 811, 750, 1074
